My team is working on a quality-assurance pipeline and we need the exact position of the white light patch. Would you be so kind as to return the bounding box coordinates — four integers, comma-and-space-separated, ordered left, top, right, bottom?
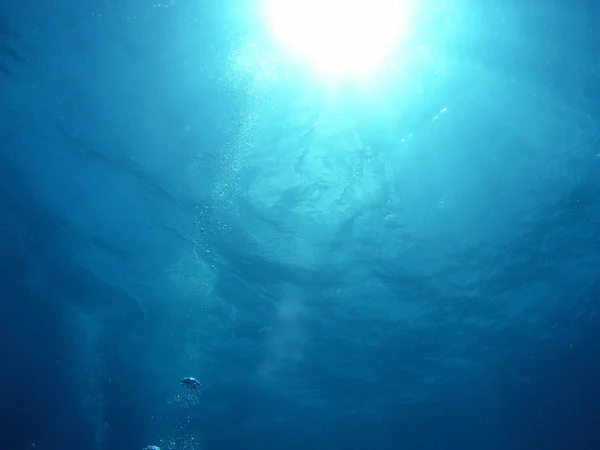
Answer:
263, 0, 413, 79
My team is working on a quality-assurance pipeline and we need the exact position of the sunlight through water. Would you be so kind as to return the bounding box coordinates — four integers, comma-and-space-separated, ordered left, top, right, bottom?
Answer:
261, 0, 415, 80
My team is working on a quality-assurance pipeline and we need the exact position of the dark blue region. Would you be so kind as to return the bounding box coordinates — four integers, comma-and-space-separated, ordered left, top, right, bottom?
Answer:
1, 0, 600, 449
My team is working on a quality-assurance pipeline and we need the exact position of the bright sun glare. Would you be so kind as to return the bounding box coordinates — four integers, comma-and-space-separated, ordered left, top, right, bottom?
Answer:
262, 0, 413, 79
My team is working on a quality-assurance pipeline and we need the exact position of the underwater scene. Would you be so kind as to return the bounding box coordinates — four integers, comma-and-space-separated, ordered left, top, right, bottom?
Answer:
1, 0, 599, 449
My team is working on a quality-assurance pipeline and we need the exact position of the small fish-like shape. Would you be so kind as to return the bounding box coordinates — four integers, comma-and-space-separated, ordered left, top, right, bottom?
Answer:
180, 377, 202, 391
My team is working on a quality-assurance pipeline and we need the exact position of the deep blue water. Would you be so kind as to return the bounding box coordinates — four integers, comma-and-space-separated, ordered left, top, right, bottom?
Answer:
1, 0, 599, 449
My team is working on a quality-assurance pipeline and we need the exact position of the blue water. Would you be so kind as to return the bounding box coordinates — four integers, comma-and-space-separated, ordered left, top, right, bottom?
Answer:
1, 0, 599, 449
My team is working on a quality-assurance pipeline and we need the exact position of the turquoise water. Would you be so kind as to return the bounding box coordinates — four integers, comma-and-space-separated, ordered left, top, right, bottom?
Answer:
1, 0, 599, 449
